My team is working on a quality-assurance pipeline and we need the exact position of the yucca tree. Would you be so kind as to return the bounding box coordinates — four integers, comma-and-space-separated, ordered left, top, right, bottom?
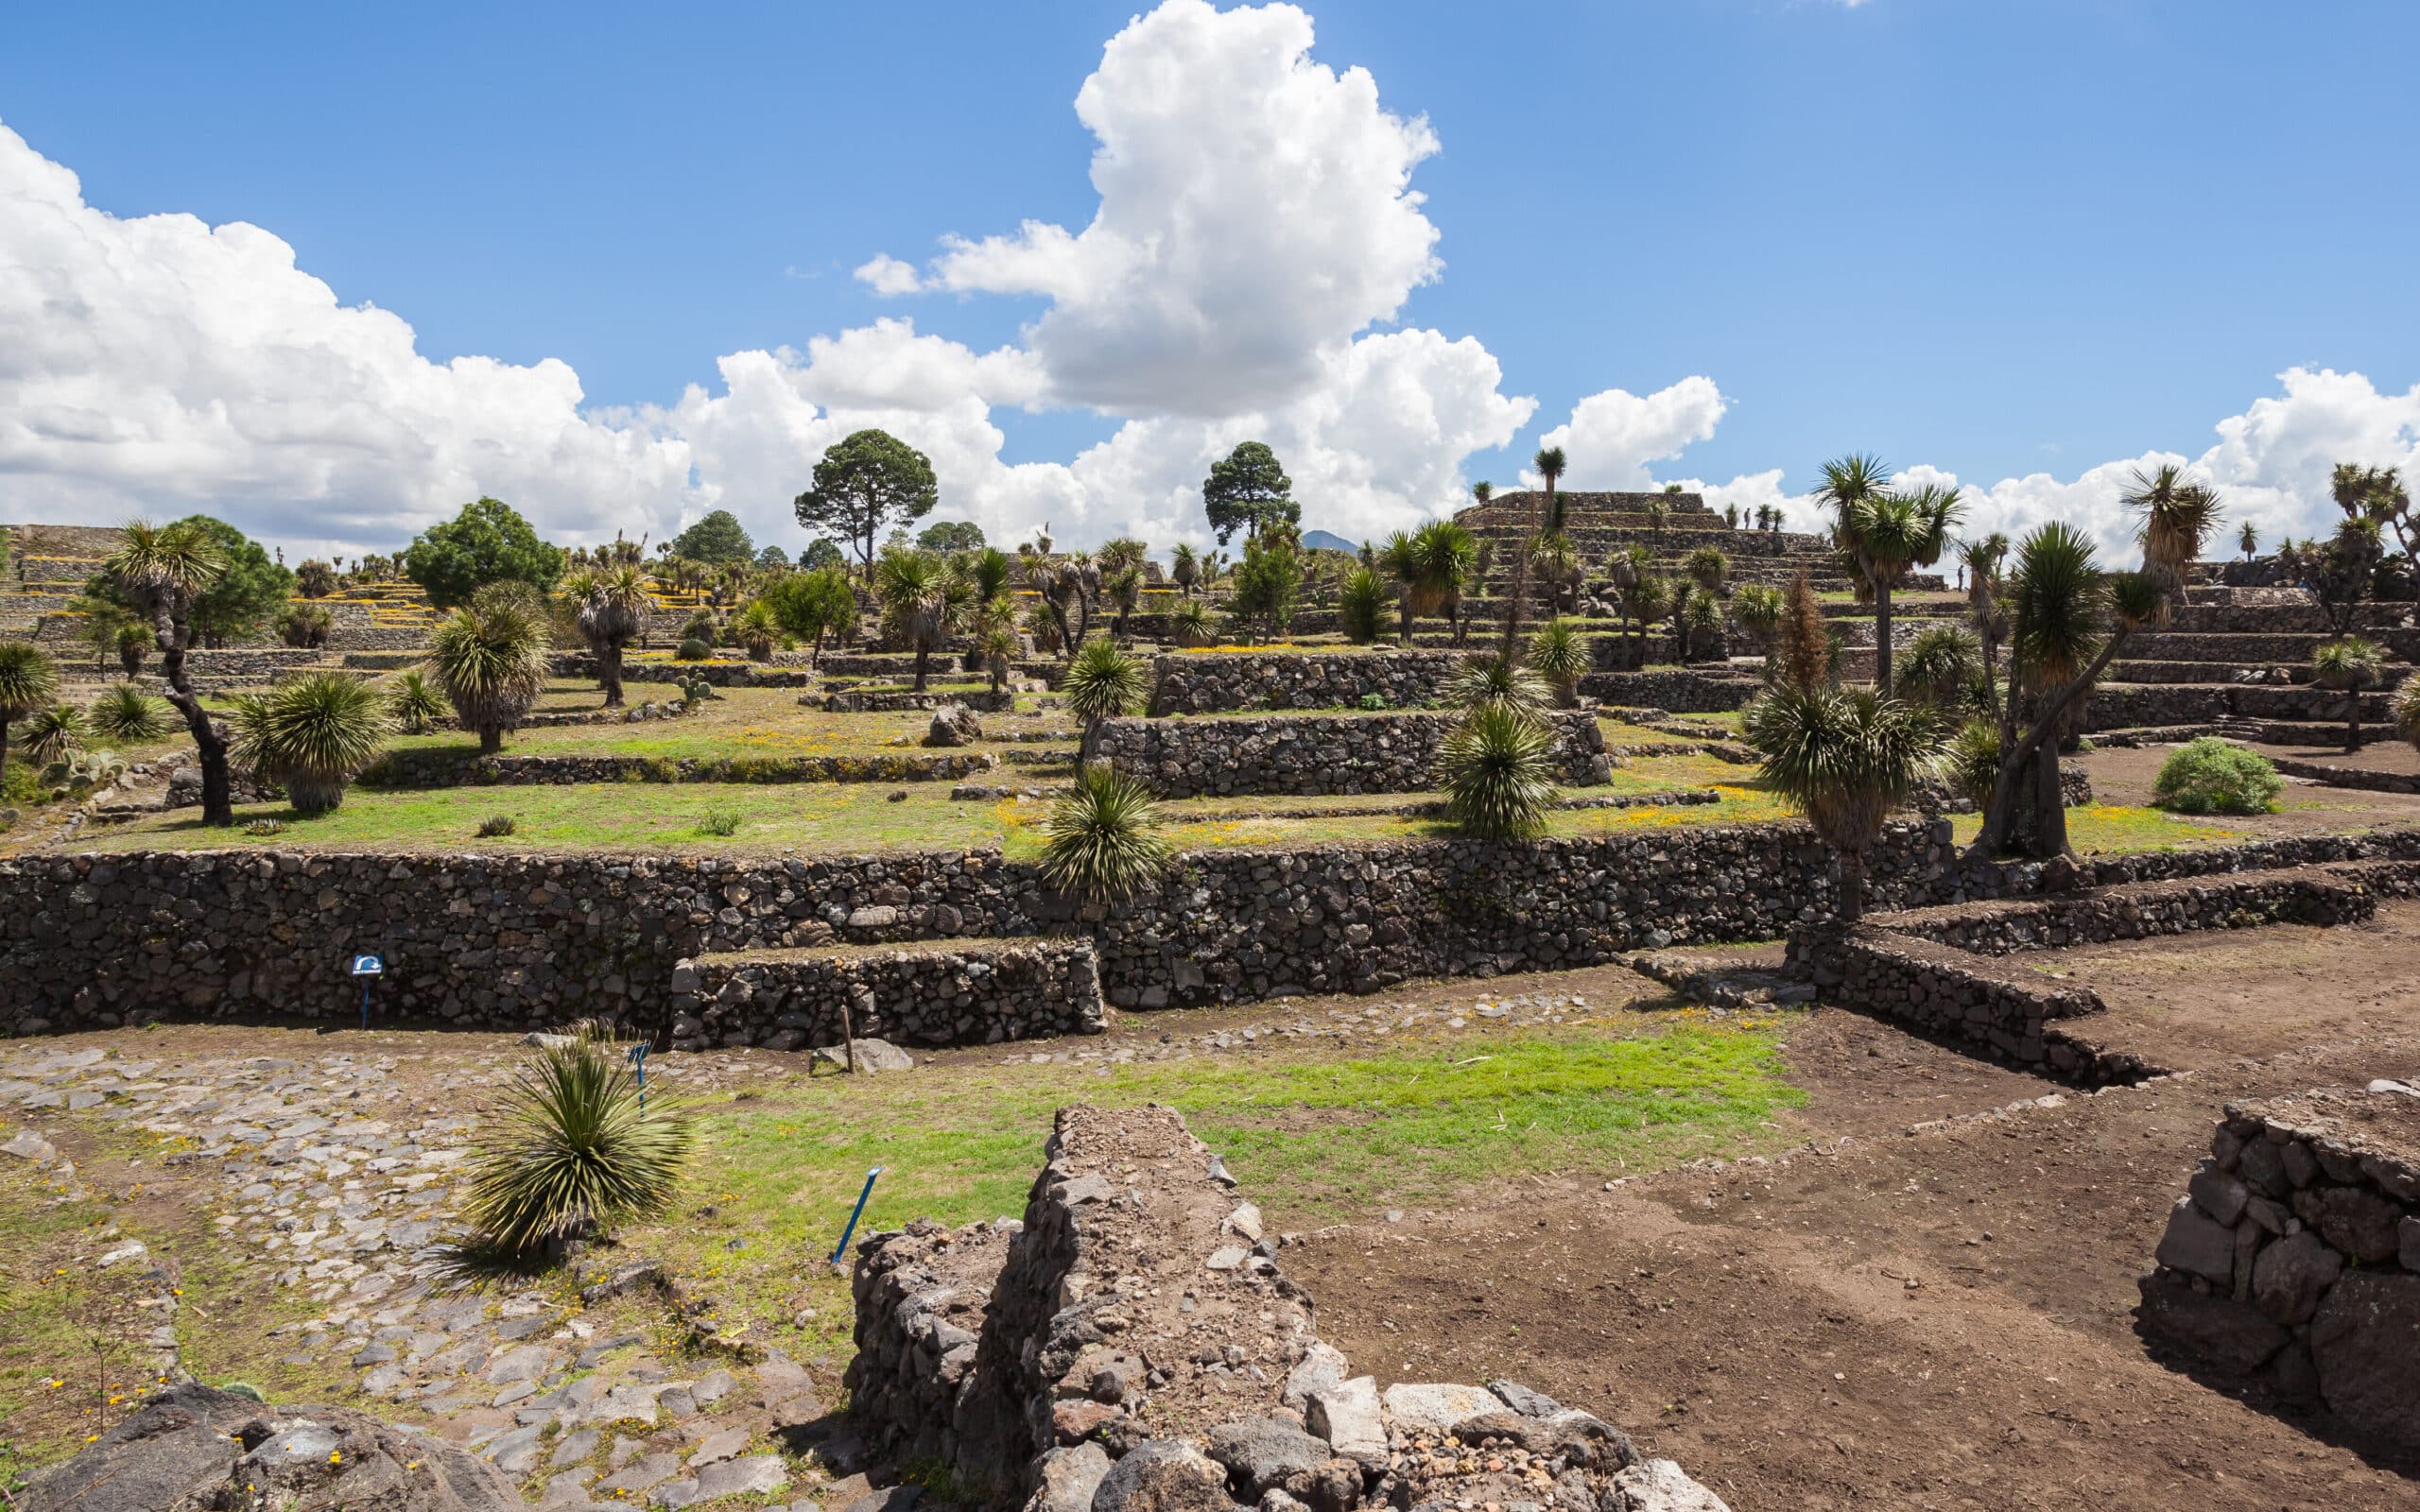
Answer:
1528, 529, 1582, 615
104, 519, 234, 823
1042, 765, 1169, 904
1338, 566, 1389, 644
873, 546, 973, 691
964, 546, 1015, 603
564, 565, 651, 706
1380, 520, 1478, 643
2312, 636, 2386, 752
428, 600, 550, 754
461, 1035, 695, 1260
1685, 545, 1728, 595
385, 670, 449, 734
2120, 464, 2222, 618
1834, 474, 1962, 694
0, 642, 60, 790
1441, 701, 1556, 840
231, 671, 392, 814
1525, 618, 1591, 706
1976, 524, 2164, 856
2394, 677, 2420, 755
978, 622, 1018, 696
1170, 543, 1200, 597
1501, 447, 1565, 652
1063, 637, 1149, 764
732, 599, 781, 661
24, 703, 86, 767
1730, 583, 1785, 654
1681, 589, 1723, 662
1746, 684, 1942, 921
1443, 652, 1550, 720
2238, 521, 2259, 561
1897, 624, 1982, 713
91, 682, 171, 744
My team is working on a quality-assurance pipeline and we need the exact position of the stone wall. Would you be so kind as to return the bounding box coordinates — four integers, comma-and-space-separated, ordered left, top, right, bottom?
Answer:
844, 1105, 1727, 1512
1147, 651, 1464, 715
2268, 755, 2420, 795
552, 654, 819, 688
1095, 711, 1610, 798
2138, 1087, 2420, 1456
357, 748, 998, 788
1576, 669, 1757, 713
1825, 927, 2153, 1087
1870, 867, 2386, 955
664, 938, 1106, 1052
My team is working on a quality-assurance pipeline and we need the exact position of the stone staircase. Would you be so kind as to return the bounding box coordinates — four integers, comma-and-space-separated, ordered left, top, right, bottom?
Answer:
2086, 586, 2418, 742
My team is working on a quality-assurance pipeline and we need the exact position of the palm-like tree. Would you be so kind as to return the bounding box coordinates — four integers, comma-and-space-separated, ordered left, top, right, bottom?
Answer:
427, 600, 551, 754
2238, 521, 2259, 561
1443, 653, 1551, 720
2120, 464, 2222, 617
2312, 636, 2386, 752
873, 547, 973, 692
385, 670, 449, 735
565, 565, 651, 706
1836, 478, 1962, 694
978, 622, 1018, 696
1975, 524, 2164, 856
1339, 566, 1389, 644
1170, 543, 1200, 597
1042, 765, 1169, 904
230, 671, 392, 814
0, 642, 59, 790
1063, 637, 1148, 764
732, 599, 781, 661
1502, 448, 1565, 651
104, 519, 234, 824
1381, 521, 1478, 643
1746, 684, 1942, 921
1525, 618, 1590, 706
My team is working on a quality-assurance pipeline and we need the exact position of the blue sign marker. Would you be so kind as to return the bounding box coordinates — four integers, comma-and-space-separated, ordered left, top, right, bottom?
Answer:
629, 1042, 650, 1111
349, 954, 383, 1028
831, 1166, 886, 1263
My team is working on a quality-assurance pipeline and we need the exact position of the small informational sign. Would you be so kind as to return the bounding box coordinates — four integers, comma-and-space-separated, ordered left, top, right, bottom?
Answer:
350, 954, 385, 977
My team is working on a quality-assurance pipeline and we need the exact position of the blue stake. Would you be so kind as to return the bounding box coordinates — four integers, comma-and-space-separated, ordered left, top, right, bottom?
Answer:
359, 979, 371, 1030
831, 1166, 886, 1263
629, 1042, 650, 1112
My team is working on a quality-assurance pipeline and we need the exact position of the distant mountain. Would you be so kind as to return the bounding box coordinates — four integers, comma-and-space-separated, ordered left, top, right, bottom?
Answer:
1301, 529, 1360, 554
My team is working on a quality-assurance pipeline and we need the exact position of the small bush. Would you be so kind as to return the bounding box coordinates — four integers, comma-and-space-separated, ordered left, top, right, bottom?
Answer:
696, 805, 742, 836
1440, 702, 1556, 840
476, 814, 518, 837
1357, 692, 1390, 710
459, 1036, 695, 1259
2152, 737, 2283, 815
1042, 765, 1169, 903
674, 637, 713, 662
1338, 567, 1389, 644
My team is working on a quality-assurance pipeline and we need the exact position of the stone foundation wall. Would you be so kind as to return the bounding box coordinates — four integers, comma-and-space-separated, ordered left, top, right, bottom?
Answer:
844, 1105, 1728, 1512
1576, 669, 1757, 713
1826, 927, 2152, 1085
1095, 711, 1610, 798
2138, 1087, 2420, 1456
2269, 756, 2420, 795
357, 749, 998, 788
1869, 868, 2386, 955
664, 938, 1106, 1052
1147, 651, 1465, 714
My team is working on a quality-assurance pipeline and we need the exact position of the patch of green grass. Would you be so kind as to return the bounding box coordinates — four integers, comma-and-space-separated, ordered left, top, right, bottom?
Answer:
651, 1019, 1803, 1350
1946, 803, 2247, 854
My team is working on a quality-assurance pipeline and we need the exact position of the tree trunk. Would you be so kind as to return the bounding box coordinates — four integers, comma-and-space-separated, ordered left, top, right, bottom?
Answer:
600, 644, 625, 709
1837, 849, 1866, 923
1874, 583, 1894, 694
811, 627, 825, 667
913, 643, 930, 693
2030, 743, 2068, 859
154, 606, 233, 827
480, 724, 503, 755
0, 718, 10, 790
1974, 630, 2132, 856
1398, 595, 1415, 645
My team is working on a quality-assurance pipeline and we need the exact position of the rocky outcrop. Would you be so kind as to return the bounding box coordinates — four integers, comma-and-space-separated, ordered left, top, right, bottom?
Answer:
2138, 1086, 2420, 1455
846, 1106, 1730, 1512
20, 1382, 518, 1512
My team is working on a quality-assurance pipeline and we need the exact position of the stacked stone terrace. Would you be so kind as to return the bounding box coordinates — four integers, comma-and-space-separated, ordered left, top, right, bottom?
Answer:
2087, 584, 2420, 741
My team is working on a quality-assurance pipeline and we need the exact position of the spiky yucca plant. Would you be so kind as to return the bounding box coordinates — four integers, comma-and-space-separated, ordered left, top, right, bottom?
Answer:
0, 641, 61, 790
1440, 701, 1556, 840
2393, 676, 2420, 754
1063, 637, 1148, 763
1945, 718, 2003, 810
1729, 583, 1784, 650
428, 602, 550, 754
1041, 765, 1170, 903
460, 1036, 695, 1260
231, 671, 392, 814
1339, 566, 1389, 644
386, 670, 449, 735
2312, 635, 2386, 751
1169, 598, 1215, 648
1443, 654, 1550, 719
24, 702, 85, 767
1897, 624, 1983, 713
91, 683, 172, 743
1525, 618, 1590, 705
1746, 683, 1942, 920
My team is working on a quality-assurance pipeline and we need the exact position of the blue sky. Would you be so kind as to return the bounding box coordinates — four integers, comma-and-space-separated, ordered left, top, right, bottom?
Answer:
2, 1, 2415, 555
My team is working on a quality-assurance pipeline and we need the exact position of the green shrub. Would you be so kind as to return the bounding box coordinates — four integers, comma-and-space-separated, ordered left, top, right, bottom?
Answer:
459, 1036, 695, 1259
1440, 702, 1556, 840
1357, 692, 1390, 711
1338, 567, 1389, 644
696, 805, 742, 836
1443, 654, 1549, 717
476, 814, 518, 838
1042, 765, 1169, 903
1945, 719, 2001, 809
1525, 618, 1590, 702
385, 670, 448, 734
680, 610, 720, 644
228, 671, 391, 814
675, 637, 713, 662
2152, 737, 2282, 815
91, 683, 172, 743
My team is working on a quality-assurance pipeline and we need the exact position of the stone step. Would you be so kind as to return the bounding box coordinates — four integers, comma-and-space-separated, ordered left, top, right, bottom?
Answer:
666, 935, 1107, 1052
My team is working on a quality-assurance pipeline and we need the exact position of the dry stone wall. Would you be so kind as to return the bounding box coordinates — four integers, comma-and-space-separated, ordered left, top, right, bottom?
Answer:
2138, 1087, 2420, 1456
359, 748, 998, 789
1147, 652, 1465, 715
665, 938, 1106, 1052
845, 1105, 1731, 1512
1096, 711, 1611, 799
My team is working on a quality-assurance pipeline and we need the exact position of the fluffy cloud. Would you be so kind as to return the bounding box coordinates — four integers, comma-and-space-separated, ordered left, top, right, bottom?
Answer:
1531, 378, 1729, 490
915, 0, 1444, 416
851, 254, 924, 297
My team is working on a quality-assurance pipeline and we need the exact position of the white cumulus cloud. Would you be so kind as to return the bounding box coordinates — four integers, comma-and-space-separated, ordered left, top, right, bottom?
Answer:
1531, 378, 1729, 490
852, 254, 924, 297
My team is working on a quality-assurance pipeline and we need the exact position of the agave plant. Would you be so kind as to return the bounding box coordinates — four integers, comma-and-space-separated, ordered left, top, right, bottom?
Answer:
1746, 683, 1942, 920
230, 671, 392, 814
23, 702, 86, 767
1440, 701, 1556, 840
459, 1036, 695, 1260
1525, 618, 1591, 706
90, 682, 172, 743
0, 641, 60, 789
1063, 637, 1148, 763
2312, 635, 2387, 752
427, 601, 550, 754
385, 670, 449, 735
1339, 566, 1390, 644
1041, 765, 1170, 904
1443, 654, 1550, 719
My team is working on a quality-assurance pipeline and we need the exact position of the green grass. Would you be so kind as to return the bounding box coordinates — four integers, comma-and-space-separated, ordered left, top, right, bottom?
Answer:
651, 1018, 1804, 1349
1946, 803, 2248, 854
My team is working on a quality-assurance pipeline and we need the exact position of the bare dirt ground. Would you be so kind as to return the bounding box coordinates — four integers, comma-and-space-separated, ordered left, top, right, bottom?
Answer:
1291, 917, 2420, 1512
2080, 742, 2420, 836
